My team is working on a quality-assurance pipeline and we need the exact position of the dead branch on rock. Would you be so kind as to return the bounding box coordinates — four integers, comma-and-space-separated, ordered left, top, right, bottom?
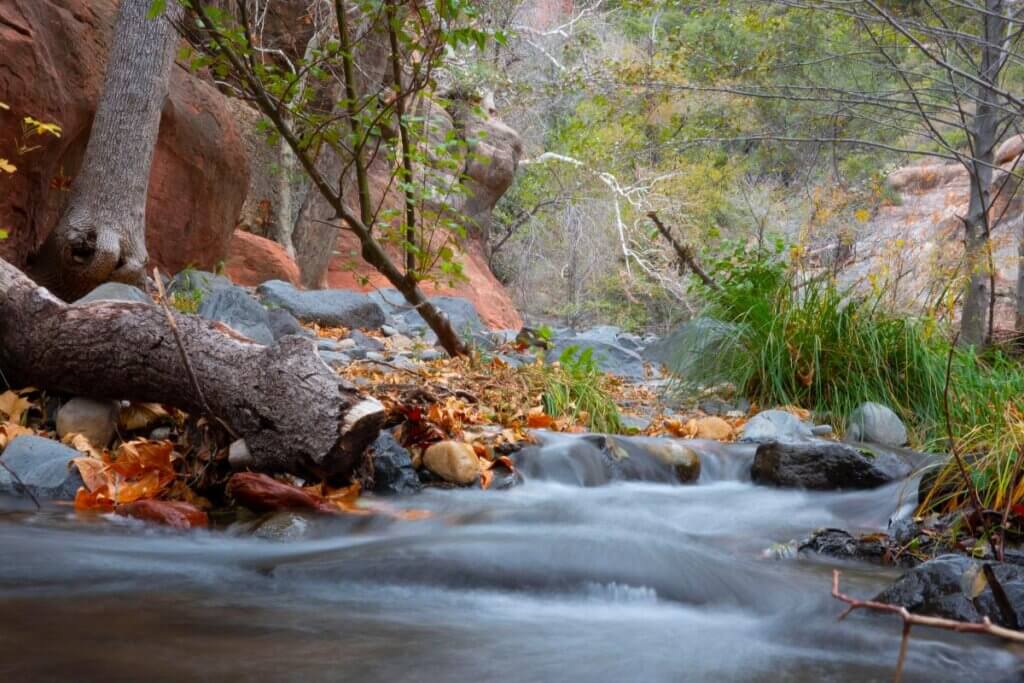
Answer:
831, 569, 1024, 683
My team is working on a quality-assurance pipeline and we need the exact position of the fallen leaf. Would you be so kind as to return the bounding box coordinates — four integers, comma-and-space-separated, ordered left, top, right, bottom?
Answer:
0, 422, 33, 449
227, 472, 335, 514
115, 500, 208, 529
0, 390, 30, 424
119, 403, 170, 431
64, 432, 102, 459
72, 456, 107, 492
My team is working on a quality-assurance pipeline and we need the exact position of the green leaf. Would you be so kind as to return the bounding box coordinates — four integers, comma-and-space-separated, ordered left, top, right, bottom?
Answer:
0, 228, 9, 241
146, 0, 166, 20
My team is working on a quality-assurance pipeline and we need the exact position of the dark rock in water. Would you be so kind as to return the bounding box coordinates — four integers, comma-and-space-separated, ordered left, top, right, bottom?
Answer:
798, 528, 911, 567
845, 402, 908, 447
74, 282, 153, 305
267, 307, 305, 340
258, 280, 386, 329
167, 270, 232, 297
876, 555, 1024, 627
513, 434, 699, 486
0, 436, 84, 500
367, 433, 422, 495
197, 285, 274, 345
751, 441, 911, 489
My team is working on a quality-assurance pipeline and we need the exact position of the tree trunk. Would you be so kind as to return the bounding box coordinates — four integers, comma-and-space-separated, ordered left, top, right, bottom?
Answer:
29, 0, 182, 301
0, 257, 385, 481
959, 0, 1005, 347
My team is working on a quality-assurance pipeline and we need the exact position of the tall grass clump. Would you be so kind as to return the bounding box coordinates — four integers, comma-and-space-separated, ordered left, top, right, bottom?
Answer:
675, 240, 1024, 512
540, 346, 623, 434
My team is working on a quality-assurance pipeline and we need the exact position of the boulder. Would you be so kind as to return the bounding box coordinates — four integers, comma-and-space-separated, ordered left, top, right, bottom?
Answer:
367, 432, 422, 495
846, 402, 909, 447
225, 230, 302, 287
258, 280, 386, 329
740, 410, 815, 443
0, 0, 248, 272
642, 317, 741, 378
167, 270, 232, 298
56, 397, 118, 447
370, 290, 485, 339
74, 282, 152, 305
422, 441, 481, 485
0, 435, 84, 500
692, 416, 734, 441
751, 441, 912, 489
318, 351, 352, 369
545, 337, 646, 379
267, 307, 306, 340
875, 555, 1024, 627
197, 285, 274, 345
797, 528, 911, 567
348, 329, 385, 352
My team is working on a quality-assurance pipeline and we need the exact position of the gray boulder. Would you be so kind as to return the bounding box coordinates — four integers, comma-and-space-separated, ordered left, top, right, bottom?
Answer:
319, 351, 352, 369
258, 280, 386, 329
368, 289, 484, 339
367, 432, 422, 495
198, 285, 274, 345
267, 307, 306, 340
876, 555, 1024, 627
751, 441, 912, 490
167, 270, 232, 297
642, 317, 741, 379
348, 329, 385, 352
56, 397, 118, 447
74, 282, 152, 305
740, 410, 814, 443
846, 402, 909, 447
545, 336, 646, 379
0, 436, 84, 500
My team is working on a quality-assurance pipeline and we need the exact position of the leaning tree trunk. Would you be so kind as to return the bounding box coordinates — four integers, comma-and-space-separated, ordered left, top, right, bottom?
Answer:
0, 257, 385, 480
30, 0, 182, 301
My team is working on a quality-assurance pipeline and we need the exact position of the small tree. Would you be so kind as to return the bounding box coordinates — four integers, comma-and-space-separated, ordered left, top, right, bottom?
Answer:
175, 0, 506, 356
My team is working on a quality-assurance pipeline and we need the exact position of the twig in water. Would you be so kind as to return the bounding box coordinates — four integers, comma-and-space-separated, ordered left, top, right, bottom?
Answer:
831, 569, 1024, 683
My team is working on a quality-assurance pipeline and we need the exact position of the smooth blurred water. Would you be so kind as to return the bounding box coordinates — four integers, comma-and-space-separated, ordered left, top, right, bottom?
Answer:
0, 434, 1018, 682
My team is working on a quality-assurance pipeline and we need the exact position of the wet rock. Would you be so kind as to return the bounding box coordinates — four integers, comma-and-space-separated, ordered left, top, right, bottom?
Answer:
798, 528, 909, 566
740, 410, 814, 443
197, 285, 274, 345
846, 402, 909, 447
513, 434, 700, 486
74, 282, 152, 305
751, 441, 912, 490
267, 307, 305, 340
258, 280, 386, 329
545, 336, 646, 379
422, 441, 481, 485
692, 416, 733, 441
56, 397, 118, 447
367, 433, 422, 495
875, 555, 1024, 627
252, 511, 311, 540
0, 436, 84, 500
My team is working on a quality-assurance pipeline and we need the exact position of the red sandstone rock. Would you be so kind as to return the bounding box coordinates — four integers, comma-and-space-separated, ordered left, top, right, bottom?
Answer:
0, 0, 248, 276
225, 230, 301, 286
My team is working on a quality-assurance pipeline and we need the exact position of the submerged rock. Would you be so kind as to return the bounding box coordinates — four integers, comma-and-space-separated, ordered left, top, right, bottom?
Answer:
56, 397, 118, 448
368, 433, 422, 495
876, 555, 1024, 627
751, 441, 911, 489
798, 528, 912, 567
846, 402, 908, 447
0, 436, 83, 500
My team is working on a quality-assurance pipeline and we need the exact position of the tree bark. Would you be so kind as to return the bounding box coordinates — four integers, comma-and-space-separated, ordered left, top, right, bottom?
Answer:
0, 257, 385, 481
30, 0, 182, 301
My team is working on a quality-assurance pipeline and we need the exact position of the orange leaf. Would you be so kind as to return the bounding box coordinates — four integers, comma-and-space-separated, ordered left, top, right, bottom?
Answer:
74, 486, 115, 512
72, 457, 107, 492
527, 407, 555, 429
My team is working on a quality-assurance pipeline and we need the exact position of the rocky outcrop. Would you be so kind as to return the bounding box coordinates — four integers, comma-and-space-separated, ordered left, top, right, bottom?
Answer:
0, 0, 249, 276
225, 230, 301, 287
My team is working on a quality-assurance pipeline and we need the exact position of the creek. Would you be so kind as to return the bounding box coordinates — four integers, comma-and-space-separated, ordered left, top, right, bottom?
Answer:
0, 434, 1018, 682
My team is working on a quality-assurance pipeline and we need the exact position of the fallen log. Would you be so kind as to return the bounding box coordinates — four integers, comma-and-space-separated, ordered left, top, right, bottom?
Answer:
0, 257, 385, 480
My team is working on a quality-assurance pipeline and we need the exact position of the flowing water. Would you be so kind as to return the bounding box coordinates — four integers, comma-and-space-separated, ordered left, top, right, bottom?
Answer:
0, 434, 1019, 682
